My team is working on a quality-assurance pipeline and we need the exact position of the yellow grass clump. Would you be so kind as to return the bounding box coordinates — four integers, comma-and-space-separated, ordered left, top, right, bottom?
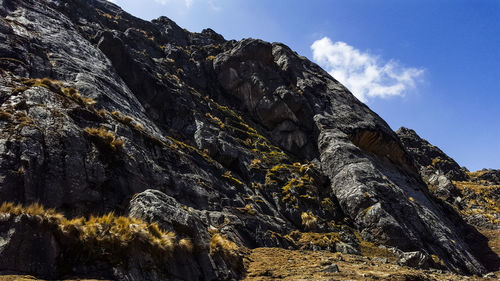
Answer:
20, 78, 96, 107
0, 202, 193, 262
209, 233, 245, 271
301, 211, 318, 230
84, 126, 124, 150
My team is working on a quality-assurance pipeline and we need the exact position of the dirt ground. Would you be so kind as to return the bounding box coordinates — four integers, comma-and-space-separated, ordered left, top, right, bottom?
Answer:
243, 247, 499, 281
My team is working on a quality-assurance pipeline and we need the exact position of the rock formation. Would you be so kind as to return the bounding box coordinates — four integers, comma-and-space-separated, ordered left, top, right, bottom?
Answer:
0, 0, 497, 280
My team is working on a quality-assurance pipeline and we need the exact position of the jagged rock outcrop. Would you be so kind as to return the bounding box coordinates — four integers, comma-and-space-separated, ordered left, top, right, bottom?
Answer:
396, 127, 467, 201
396, 127, 468, 181
0, 0, 496, 279
472, 169, 500, 185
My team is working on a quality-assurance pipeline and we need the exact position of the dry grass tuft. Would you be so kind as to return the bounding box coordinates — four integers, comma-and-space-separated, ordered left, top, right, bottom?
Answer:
19, 78, 96, 106
222, 171, 243, 186
0, 202, 63, 221
301, 211, 318, 230
111, 111, 134, 125
205, 112, 225, 129
84, 126, 124, 150
210, 233, 245, 271
0, 202, 193, 264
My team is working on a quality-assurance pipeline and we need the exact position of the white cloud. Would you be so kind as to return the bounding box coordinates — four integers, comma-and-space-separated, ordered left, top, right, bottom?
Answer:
311, 37, 424, 102
208, 0, 222, 11
154, 0, 193, 8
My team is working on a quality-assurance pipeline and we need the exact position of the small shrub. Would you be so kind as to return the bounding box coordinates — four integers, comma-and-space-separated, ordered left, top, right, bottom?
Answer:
286, 232, 340, 251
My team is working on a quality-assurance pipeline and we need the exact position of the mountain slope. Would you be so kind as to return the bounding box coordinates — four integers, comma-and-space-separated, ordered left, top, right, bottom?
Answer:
0, 0, 497, 279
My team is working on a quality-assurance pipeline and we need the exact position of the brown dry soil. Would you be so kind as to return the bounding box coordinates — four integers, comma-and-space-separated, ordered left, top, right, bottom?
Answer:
243, 246, 499, 281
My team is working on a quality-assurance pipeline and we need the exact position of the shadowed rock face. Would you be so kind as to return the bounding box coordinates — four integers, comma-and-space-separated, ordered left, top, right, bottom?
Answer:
0, 0, 493, 279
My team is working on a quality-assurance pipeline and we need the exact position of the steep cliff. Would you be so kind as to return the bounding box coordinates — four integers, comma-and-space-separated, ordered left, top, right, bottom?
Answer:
0, 0, 497, 280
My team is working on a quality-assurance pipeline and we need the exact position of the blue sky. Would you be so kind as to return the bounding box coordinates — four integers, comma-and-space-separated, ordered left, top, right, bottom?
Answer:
108, 0, 500, 171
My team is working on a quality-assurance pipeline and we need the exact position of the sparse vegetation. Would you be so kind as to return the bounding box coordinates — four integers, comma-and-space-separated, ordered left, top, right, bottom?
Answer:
205, 112, 225, 129
209, 233, 245, 271
301, 211, 318, 230
452, 179, 500, 225
111, 110, 134, 125
0, 202, 193, 265
18, 78, 96, 107
237, 204, 256, 215
249, 158, 262, 169
222, 170, 243, 186
84, 126, 124, 150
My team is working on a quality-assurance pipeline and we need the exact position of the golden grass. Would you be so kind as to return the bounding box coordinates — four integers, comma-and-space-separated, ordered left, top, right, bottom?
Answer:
453, 181, 500, 224
0, 202, 63, 220
111, 111, 134, 125
205, 112, 225, 129
287, 231, 340, 250
84, 126, 124, 150
0, 202, 193, 262
301, 211, 318, 230
209, 233, 244, 270
222, 171, 243, 186
237, 204, 256, 215
249, 158, 262, 169
466, 170, 488, 178
19, 78, 96, 107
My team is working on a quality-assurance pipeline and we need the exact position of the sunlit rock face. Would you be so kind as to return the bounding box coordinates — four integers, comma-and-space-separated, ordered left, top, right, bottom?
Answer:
0, 0, 493, 279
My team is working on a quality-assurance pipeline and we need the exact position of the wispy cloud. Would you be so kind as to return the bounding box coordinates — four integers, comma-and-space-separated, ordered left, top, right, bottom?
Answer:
208, 0, 222, 11
311, 37, 424, 102
155, 0, 193, 8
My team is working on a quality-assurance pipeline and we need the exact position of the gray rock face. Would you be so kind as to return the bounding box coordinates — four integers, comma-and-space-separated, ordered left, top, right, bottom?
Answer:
321, 263, 340, 273
0, 214, 60, 277
396, 127, 468, 181
0, 0, 495, 278
397, 251, 433, 269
